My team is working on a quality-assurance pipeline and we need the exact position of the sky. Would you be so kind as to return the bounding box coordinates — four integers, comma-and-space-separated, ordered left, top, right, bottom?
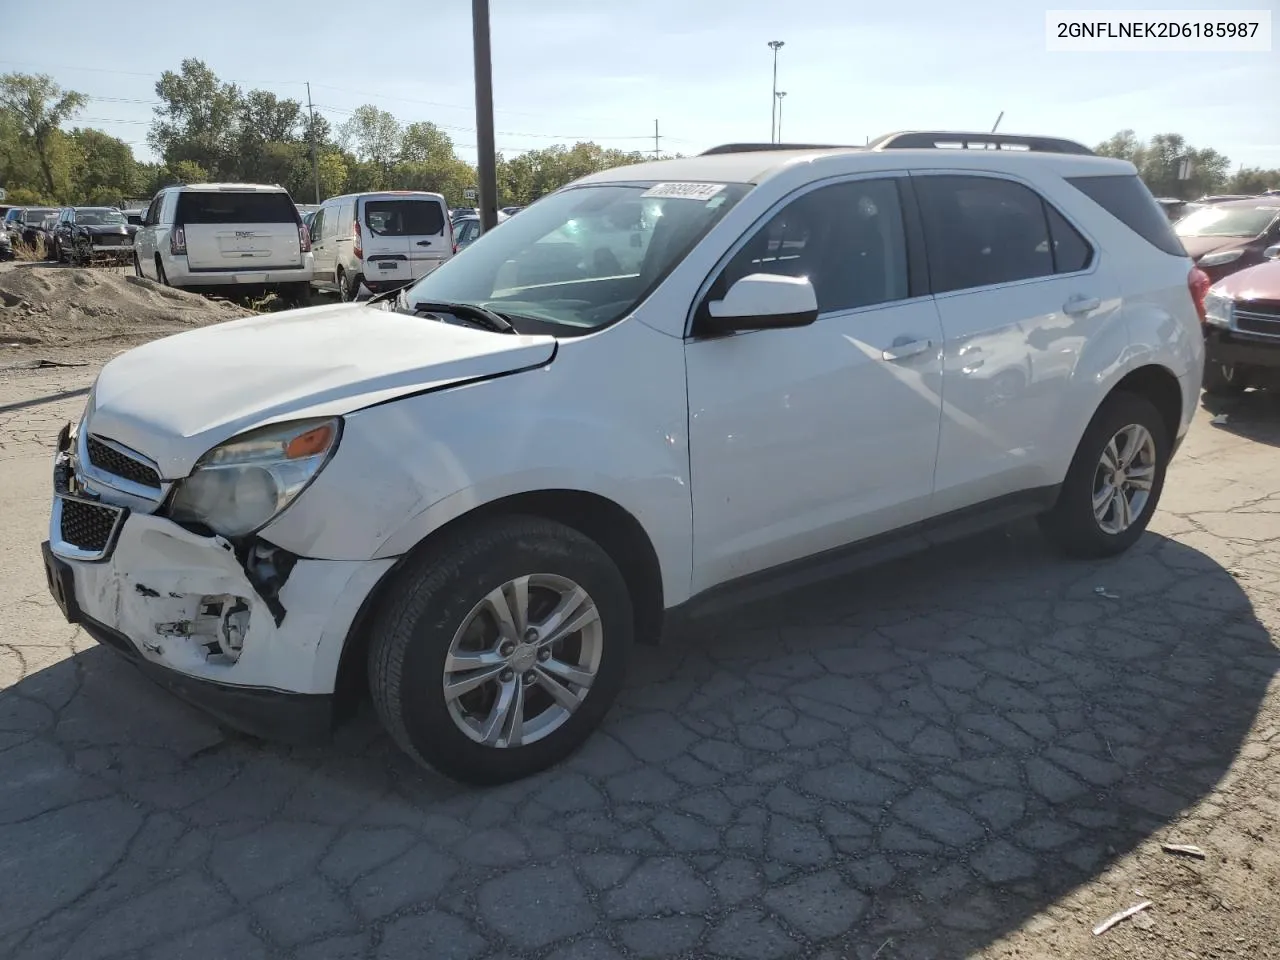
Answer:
3, 0, 1278, 169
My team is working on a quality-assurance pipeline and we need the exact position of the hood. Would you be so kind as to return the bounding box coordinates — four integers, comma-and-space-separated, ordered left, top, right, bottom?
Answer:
1178, 235, 1246, 260
1212, 258, 1280, 301
79, 223, 130, 235
86, 302, 558, 478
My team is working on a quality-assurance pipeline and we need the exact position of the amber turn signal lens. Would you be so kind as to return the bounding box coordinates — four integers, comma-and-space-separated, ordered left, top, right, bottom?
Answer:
284, 424, 334, 459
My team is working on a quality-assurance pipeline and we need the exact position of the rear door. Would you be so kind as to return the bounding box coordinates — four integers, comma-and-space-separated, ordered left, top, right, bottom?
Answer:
177, 189, 302, 271
361, 195, 449, 283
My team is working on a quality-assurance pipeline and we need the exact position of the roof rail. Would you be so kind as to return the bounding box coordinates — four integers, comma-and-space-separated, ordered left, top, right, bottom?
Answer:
699, 142, 855, 156
868, 131, 1095, 156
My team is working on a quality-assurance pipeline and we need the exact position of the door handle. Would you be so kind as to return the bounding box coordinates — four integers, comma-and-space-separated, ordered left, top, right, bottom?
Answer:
881, 337, 933, 362
1063, 294, 1100, 315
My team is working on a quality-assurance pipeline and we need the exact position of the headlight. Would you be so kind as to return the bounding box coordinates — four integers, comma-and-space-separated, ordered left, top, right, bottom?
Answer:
168, 418, 341, 537
1198, 249, 1245, 268
1202, 292, 1233, 328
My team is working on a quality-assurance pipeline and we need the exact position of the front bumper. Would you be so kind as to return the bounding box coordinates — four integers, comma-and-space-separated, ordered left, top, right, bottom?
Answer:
1204, 327, 1280, 370
44, 435, 393, 741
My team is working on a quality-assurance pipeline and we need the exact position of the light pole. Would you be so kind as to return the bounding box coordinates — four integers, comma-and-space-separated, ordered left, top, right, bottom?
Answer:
472, 0, 498, 232
775, 91, 787, 142
768, 40, 784, 142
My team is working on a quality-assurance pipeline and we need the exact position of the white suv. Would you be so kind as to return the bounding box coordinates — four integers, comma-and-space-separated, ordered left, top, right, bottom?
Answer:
133, 183, 314, 300
43, 132, 1205, 784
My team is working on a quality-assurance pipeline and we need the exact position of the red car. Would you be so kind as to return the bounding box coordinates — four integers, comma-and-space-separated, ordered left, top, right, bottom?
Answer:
1175, 197, 1280, 283
1201, 247, 1280, 394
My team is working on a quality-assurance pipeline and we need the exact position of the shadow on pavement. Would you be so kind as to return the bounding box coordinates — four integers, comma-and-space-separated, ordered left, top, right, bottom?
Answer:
1200, 389, 1280, 448
1, 523, 1274, 959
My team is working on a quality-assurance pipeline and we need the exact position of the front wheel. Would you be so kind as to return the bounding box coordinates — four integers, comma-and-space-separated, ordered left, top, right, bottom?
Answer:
367, 516, 634, 785
1039, 392, 1170, 559
1203, 362, 1247, 396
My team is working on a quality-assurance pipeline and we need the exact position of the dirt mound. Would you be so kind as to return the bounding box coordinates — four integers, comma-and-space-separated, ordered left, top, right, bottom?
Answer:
0, 267, 252, 349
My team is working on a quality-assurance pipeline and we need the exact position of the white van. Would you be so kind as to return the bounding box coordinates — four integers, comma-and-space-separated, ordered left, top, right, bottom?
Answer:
309, 191, 454, 301
133, 183, 313, 301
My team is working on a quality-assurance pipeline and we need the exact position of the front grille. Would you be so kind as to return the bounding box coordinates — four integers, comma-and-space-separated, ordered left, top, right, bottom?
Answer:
1235, 305, 1280, 339
86, 436, 161, 488
60, 498, 122, 554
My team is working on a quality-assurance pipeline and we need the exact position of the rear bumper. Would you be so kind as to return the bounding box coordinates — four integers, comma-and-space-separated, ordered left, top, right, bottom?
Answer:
1205, 328, 1280, 370
167, 253, 315, 287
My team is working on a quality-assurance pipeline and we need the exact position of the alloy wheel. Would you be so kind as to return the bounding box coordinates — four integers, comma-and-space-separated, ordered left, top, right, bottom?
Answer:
442, 574, 603, 748
1092, 422, 1157, 535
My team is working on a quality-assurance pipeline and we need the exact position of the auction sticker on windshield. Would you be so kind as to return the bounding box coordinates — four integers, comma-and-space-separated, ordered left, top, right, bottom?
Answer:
641, 182, 727, 201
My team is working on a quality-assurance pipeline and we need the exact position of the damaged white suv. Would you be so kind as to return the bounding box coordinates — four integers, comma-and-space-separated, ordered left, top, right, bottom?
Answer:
43, 132, 1206, 784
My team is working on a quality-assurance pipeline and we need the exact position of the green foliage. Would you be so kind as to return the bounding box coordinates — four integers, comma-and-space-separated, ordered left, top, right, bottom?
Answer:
1094, 129, 1275, 200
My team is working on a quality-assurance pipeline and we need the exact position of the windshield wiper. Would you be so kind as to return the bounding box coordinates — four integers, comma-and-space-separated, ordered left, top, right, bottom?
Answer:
410, 300, 516, 334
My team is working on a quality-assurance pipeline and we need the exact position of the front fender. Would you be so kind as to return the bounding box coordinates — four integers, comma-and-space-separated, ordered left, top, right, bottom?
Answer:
259, 318, 695, 606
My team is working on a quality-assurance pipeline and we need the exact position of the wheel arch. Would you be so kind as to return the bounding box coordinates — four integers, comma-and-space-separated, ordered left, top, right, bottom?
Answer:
1108, 363, 1183, 447
331, 488, 666, 719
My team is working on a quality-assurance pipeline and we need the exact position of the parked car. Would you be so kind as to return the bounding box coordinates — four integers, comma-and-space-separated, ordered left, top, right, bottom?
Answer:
1155, 198, 1205, 222
5, 206, 60, 247
52, 207, 136, 265
0, 229, 11, 261
501, 205, 524, 216
1201, 244, 1280, 394
122, 209, 146, 227
450, 211, 510, 252
1197, 194, 1257, 203
450, 206, 477, 221
133, 183, 313, 301
1174, 197, 1280, 283
41, 131, 1204, 784
309, 191, 454, 300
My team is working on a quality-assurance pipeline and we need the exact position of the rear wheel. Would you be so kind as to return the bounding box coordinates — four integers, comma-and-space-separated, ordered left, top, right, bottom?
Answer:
1039, 391, 1170, 559
1203, 361, 1247, 396
337, 267, 357, 302
367, 515, 634, 785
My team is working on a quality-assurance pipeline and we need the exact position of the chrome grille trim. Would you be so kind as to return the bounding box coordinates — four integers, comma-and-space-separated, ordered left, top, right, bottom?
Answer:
76, 429, 170, 515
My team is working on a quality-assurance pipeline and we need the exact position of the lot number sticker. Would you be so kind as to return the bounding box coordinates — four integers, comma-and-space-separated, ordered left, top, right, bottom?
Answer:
641, 182, 727, 201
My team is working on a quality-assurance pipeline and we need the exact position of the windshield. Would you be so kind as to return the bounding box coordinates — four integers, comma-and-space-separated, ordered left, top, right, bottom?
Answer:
76, 209, 126, 226
399, 181, 749, 331
1175, 205, 1279, 238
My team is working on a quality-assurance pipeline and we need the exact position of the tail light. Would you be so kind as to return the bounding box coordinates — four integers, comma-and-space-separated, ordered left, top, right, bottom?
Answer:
299, 222, 311, 253
353, 221, 362, 259
170, 225, 187, 257
448, 219, 457, 255
1188, 266, 1211, 324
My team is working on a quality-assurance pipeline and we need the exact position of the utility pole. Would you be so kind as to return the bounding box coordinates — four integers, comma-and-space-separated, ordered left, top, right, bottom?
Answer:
472, 0, 498, 232
775, 92, 787, 141
653, 119, 660, 158
768, 40, 784, 142
305, 82, 320, 204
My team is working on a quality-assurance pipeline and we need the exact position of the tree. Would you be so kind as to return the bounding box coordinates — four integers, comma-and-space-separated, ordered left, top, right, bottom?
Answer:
338, 105, 402, 170
0, 73, 87, 196
150, 59, 243, 178
1094, 130, 1233, 199
68, 128, 138, 204
1225, 167, 1280, 195
401, 121, 455, 164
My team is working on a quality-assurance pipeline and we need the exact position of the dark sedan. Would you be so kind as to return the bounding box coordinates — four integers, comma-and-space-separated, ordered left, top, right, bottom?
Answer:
52, 207, 137, 265
1175, 198, 1280, 283
1201, 245, 1280, 394
3, 206, 60, 247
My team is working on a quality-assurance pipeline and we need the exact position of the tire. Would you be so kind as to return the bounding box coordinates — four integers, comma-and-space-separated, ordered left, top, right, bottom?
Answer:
367, 515, 634, 785
1203, 361, 1246, 396
337, 267, 355, 302
1039, 391, 1170, 559
53, 239, 64, 263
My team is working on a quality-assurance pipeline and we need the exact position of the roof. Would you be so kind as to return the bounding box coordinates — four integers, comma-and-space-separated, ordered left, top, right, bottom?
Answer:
1213, 197, 1280, 208
573, 144, 1133, 189
174, 183, 289, 192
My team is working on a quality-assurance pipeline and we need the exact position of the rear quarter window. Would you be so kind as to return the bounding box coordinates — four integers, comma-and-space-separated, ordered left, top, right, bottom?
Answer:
176, 191, 300, 225
1065, 174, 1186, 257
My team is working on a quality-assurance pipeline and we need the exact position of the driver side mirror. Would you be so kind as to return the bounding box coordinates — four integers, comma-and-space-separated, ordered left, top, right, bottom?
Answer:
703, 273, 819, 333
1264, 244, 1280, 260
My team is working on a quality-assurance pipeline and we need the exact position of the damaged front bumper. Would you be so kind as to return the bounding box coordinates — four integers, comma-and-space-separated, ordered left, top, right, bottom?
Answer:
43, 428, 394, 742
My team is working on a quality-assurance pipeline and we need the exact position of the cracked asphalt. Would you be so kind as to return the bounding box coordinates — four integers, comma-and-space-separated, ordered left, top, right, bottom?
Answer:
2, 361, 1279, 960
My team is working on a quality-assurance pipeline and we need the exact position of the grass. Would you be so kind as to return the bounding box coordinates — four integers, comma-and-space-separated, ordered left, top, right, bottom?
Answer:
11, 236, 48, 262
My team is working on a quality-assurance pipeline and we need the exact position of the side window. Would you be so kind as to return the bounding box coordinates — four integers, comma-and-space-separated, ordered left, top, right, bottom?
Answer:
914, 175, 1054, 294
310, 209, 325, 241
716, 178, 911, 314
1045, 204, 1092, 273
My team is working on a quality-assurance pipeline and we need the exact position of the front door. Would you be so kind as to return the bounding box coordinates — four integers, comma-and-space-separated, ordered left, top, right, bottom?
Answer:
685, 175, 945, 593
310, 208, 333, 285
